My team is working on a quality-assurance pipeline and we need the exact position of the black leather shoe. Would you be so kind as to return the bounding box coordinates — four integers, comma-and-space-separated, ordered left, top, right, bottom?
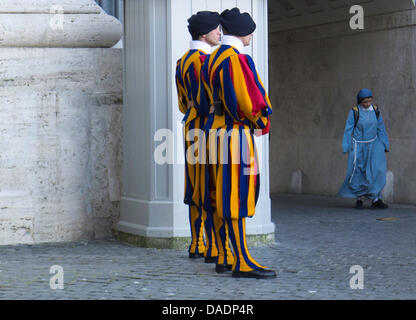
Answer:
232, 268, 277, 279
204, 256, 217, 264
215, 263, 233, 273
371, 199, 388, 209
188, 252, 204, 259
355, 199, 364, 209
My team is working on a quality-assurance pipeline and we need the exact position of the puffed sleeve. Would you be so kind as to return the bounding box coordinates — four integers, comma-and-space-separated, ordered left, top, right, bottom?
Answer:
175, 59, 188, 114
196, 55, 212, 117
219, 54, 272, 135
187, 56, 202, 105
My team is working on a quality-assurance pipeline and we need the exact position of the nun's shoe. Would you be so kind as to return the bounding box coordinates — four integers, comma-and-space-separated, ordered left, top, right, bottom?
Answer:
354, 200, 364, 209
189, 252, 204, 259
232, 268, 277, 279
371, 199, 389, 209
204, 256, 217, 264
215, 264, 233, 273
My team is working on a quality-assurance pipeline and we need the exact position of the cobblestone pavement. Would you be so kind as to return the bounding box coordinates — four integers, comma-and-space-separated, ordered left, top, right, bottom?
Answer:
0, 194, 415, 300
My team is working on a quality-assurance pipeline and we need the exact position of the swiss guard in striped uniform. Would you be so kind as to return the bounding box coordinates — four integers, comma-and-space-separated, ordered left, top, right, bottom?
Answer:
199, 8, 276, 278
175, 11, 233, 269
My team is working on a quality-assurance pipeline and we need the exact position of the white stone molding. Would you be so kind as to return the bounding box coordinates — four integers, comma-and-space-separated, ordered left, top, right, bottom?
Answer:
0, 0, 122, 48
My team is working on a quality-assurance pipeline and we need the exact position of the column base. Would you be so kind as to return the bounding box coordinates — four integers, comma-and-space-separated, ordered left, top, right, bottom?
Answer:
113, 229, 190, 249
115, 196, 275, 248
113, 226, 275, 249
246, 232, 275, 247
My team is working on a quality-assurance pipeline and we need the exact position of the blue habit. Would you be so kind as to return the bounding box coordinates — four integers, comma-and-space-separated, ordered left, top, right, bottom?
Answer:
338, 105, 390, 199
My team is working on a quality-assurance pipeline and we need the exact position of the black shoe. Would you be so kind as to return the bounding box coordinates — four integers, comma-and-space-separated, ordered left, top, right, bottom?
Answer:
355, 200, 364, 209
204, 256, 217, 264
232, 268, 277, 279
188, 252, 204, 259
215, 264, 233, 273
371, 199, 389, 209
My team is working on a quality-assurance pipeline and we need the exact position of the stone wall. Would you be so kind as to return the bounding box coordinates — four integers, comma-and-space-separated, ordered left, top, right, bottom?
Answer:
0, 48, 123, 244
268, 8, 416, 205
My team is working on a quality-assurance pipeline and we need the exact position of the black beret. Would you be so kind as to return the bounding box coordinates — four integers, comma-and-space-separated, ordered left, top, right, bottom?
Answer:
220, 7, 256, 36
187, 11, 220, 38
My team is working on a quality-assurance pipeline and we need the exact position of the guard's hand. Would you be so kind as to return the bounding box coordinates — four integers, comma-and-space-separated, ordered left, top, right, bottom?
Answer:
254, 129, 262, 137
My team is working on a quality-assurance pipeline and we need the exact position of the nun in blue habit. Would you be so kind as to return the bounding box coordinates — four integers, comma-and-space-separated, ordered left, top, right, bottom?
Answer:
338, 89, 390, 209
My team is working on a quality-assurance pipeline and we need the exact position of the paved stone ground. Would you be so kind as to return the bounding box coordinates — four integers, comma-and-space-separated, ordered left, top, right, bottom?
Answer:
0, 194, 415, 300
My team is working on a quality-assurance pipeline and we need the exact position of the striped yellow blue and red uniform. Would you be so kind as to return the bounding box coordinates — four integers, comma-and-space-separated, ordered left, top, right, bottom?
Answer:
176, 48, 214, 257
199, 44, 272, 272
198, 54, 235, 268
176, 48, 233, 263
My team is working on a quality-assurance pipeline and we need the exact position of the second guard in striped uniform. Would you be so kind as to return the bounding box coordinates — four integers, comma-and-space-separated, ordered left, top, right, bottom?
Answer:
200, 8, 276, 278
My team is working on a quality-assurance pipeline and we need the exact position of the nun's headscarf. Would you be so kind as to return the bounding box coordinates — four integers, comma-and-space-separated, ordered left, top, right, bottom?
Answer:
357, 89, 373, 104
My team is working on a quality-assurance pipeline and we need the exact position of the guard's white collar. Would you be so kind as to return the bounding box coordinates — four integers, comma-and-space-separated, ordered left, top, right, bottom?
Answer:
189, 40, 212, 54
221, 35, 245, 53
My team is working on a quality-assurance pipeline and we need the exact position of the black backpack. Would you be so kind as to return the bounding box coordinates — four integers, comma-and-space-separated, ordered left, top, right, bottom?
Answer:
352, 104, 380, 128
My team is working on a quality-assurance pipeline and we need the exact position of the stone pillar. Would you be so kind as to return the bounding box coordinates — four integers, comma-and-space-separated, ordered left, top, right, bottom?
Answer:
116, 0, 274, 248
0, 0, 123, 245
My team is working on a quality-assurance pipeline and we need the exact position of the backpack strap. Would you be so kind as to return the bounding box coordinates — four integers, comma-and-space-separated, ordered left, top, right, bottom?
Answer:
352, 105, 359, 128
373, 104, 380, 120
352, 105, 380, 128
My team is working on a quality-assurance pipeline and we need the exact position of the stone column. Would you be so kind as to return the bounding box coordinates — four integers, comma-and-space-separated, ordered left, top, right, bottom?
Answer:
0, 0, 123, 245
116, 0, 274, 248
